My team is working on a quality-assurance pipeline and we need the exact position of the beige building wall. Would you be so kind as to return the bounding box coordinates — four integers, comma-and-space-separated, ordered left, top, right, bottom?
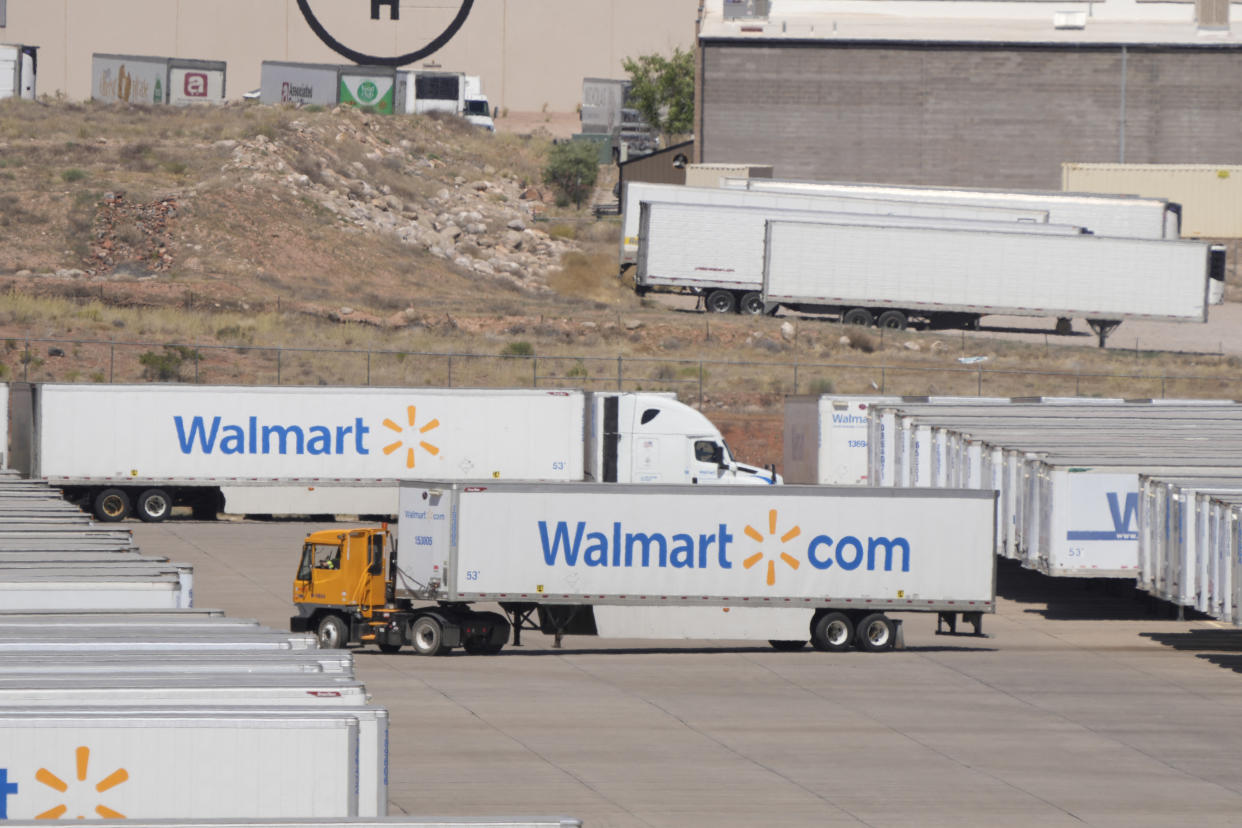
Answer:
1, 0, 698, 111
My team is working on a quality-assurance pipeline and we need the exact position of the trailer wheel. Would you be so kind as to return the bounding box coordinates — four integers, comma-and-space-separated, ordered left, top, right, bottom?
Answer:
768, 640, 807, 651
409, 616, 447, 656
739, 292, 764, 315
462, 611, 509, 655
705, 290, 736, 314
135, 488, 172, 522
316, 614, 349, 649
93, 488, 131, 522
377, 641, 403, 654
877, 310, 907, 331
856, 613, 896, 652
842, 308, 873, 327
810, 612, 854, 652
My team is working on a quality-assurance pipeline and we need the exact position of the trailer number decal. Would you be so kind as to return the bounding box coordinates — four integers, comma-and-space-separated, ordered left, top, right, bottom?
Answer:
32, 745, 129, 819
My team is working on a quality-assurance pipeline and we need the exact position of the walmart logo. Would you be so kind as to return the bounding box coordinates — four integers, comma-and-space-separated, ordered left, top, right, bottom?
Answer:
171, 403, 445, 468
537, 507, 910, 586
0, 746, 130, 820
381, 405, 441, 469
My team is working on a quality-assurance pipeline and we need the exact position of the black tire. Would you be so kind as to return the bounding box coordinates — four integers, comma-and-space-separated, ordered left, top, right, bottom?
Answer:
377, 640, 403, 654
92, 488, 131, 522
1054, 317, 1073, 335
810, 612, 855, 653
877, 310, 907, 331
705, 289, 736, 314
769, 640, 807, 651
316, 614, 349, 649
409, 615, 447, 656
135, 488, 172, 523
842, 308, 873, 327
856, 613, 896, 652
739, 292, 764, 315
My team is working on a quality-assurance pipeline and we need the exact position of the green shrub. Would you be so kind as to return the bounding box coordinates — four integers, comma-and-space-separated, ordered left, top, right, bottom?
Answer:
61, 168, 87, 183
500, 341, 534, 357
542, 140, 599, 209
139, 344, 201, 382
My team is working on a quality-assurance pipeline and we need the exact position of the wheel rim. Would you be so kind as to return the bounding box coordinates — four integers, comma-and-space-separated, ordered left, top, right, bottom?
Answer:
144, 495, 169, 518
826, 619, 851, 647
413, 622, 438, 651
319, 621, 341, 648
741, 294, 763, 315
707, 292, 733, 313
100, 495, 126, 518
864, 620, 891, 648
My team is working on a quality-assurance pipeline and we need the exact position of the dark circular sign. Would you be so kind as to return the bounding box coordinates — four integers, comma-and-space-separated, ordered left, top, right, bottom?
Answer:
296, 0, 475, 67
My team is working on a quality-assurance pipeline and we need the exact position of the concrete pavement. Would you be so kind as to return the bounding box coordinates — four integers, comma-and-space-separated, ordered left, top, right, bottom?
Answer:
135, 520, 1242, 827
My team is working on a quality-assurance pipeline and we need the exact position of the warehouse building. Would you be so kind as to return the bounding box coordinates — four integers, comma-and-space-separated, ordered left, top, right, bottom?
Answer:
696, 0, 1242, 189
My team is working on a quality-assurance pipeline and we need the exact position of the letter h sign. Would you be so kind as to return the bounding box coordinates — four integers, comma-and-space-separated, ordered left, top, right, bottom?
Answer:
371, 0, 399, 19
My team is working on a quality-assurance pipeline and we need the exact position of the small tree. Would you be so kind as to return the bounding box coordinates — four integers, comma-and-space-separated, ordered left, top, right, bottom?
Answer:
622, 47, 695, 143
542, 141, 599, 209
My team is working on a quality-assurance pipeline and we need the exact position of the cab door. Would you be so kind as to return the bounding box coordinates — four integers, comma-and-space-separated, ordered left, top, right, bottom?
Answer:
689, 438, 729, 484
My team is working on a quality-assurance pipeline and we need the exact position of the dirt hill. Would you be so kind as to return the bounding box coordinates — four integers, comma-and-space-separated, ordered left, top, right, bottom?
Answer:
0, 99, 1236, 472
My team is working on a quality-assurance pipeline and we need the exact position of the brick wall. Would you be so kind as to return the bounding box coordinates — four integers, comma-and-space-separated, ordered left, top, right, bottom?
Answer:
701, 41, 1242, 189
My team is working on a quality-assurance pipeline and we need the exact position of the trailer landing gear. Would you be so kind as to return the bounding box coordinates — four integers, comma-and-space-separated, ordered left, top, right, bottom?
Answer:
936, 611, 985, 637
1087, 319, 1121, 349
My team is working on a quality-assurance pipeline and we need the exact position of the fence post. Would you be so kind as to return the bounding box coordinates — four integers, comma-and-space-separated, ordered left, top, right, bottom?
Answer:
698, 362, 704, 409
23, 339, 29, 381
194, 350, 199, 384
277, 348, 282, 385
617, 356, 622, 391
1075, 369, 1080, 396
881, 366, 886, 394
1161, 376, 1166, 399
532, 356, 537, 387
447, 355, 453, 387
109, 343, 114, 382
366, 351, 372, 386
977, 366, 982, 396
793, 360, 799, 394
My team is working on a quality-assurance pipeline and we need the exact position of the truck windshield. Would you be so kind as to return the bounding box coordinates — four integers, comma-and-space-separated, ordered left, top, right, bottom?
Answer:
464, 100, 489, 116
300, 543, 342, 578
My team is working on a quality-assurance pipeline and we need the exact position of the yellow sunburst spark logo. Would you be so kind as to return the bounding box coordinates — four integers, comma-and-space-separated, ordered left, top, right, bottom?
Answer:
34, 745, 128, 819
381, 405, 441, 469
742, 509, 802, 586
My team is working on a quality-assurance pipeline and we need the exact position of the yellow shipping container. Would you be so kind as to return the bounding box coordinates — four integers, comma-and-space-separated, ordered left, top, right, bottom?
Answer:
1062, 163, 1242, 239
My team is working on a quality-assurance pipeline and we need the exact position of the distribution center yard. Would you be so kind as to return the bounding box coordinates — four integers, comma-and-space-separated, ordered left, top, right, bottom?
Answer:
135, 519, 1242, 828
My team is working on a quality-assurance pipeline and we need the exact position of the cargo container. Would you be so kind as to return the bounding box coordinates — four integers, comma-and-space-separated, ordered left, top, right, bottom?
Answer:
291, 481, 997, 653
0, 43, 36, 100
0, 675, 369, 706
762, 218, 1214, 344
637, 201, 1083, 316
8, 384, 775, 522
396, 71, 493, 129
0, 820, 582, 828
0, 571, 183, 610
0, 651, 353, 675
1062, 162, 1242, 240
91, 54, 225, 105
0, 711, 361, 818
619, 181, 1050, 271
260, 62, 395, 113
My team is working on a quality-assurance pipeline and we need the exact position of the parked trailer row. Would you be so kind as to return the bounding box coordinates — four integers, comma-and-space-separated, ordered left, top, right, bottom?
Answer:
0, 477, 396, 821
7, 383, 777, 523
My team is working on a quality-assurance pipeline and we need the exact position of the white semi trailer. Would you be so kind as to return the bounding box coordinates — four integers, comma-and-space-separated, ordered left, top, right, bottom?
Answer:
762, 219, 1214, 345
636, 201, 1083, 316
303, 481, 998, 654
8, 384, 776, 523
620, 181, 1051, 271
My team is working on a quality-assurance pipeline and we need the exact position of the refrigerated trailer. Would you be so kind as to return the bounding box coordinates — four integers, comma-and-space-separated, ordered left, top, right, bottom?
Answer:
762, 219, 1214, 345
8, 383, 776, 522
0, 44, 36, 99
291, 481, 997, 653
636, 201, 1083, 316
620, 180, 1051, 271
724, 177, 1184, 239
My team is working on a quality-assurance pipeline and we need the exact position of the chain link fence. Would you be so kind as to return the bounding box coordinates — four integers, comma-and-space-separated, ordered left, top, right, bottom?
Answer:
4, 336, 1238, 404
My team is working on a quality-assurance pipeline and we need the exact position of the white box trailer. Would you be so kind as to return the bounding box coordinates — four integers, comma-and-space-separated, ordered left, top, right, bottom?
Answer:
394, 481, 996, 651
91, 54, 225, 105
725, 176, 1184, 239
0, 676, 370, 707
259, 62, 396, 112
1139, 475, 1242, 612
762, 219, 1213, 345
0, 631, 318, 654
0, 44, 37, 99
0, 572, 183, 610
0, 704, 387, 817
9, 384, 776, 522
636, 201, 1082, 315
620, 180, 1050, 269
0, 651, 354, 675
0, 562, 194, 607
0, 711, 361, 818
0, 820, 583, 828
